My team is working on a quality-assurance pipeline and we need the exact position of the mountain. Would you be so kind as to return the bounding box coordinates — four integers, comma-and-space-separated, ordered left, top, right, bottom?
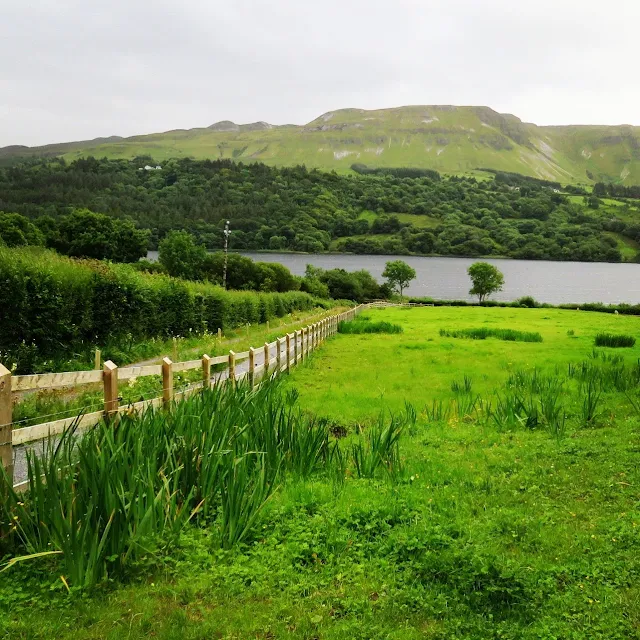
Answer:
2, 105, 640, 184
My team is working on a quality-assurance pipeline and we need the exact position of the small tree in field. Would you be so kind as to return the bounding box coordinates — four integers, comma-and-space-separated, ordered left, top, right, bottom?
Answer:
382, 260, 416, 300
467, 262, 504, 302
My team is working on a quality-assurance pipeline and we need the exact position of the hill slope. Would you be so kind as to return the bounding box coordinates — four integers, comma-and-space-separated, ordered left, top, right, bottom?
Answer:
2, 105, 640, 184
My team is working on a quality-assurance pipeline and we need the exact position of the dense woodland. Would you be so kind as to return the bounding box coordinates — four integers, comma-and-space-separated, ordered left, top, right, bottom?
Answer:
1, 156, 639, 262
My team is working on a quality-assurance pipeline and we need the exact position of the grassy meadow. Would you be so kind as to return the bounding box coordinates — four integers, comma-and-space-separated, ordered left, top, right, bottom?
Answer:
288, 306, 640, 420
3, 306, 640, 638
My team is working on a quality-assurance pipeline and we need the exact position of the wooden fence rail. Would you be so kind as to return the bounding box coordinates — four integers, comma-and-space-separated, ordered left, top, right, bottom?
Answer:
1, 304, 366, 487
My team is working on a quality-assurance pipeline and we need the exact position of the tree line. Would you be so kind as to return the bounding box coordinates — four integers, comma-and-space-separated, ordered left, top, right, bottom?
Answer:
0, 156, 637, 262
593, 182, 640, 200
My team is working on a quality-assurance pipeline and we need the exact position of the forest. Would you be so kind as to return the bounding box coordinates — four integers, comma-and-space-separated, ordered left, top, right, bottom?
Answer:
1, 156, 639, 262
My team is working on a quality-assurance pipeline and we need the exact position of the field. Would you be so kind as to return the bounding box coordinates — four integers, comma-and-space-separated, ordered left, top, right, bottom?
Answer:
289, 306, 640, 419
3, 306, 640, 638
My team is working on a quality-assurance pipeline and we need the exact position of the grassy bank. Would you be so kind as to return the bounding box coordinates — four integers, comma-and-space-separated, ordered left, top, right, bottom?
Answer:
3, 306, 640, 638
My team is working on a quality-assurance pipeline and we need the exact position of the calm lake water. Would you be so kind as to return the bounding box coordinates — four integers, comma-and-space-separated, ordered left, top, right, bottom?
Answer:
147, 252, 640, 304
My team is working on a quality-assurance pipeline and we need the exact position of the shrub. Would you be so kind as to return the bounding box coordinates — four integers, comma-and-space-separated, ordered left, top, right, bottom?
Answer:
439, 328, 543, 343
516, 296, 538, 308
594, 333, 636, 348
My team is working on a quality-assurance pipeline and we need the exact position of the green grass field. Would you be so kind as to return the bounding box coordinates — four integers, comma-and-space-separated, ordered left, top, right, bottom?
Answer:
4, 306, 640, 638
288, 306, 640, 419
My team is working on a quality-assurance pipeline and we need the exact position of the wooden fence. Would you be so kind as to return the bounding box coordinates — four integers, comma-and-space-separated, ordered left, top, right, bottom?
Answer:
0, 305, 364, 488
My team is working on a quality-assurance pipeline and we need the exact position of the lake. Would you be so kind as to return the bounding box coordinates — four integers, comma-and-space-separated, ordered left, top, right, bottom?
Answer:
147, 252, 640, 304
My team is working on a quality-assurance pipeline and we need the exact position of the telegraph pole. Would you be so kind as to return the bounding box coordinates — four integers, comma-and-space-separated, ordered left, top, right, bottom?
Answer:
222, 220, 230, 289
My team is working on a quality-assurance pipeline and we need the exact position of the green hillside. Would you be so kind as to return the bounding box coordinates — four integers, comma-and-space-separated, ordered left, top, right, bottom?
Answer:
2, 105, 640, 184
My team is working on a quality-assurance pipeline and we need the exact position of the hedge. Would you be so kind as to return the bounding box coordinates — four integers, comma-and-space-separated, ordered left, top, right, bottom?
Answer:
0, 247, 326, 372
408, 296, 640, 315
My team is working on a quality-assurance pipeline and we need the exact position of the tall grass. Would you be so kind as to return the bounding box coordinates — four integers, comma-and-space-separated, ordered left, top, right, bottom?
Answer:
0, 379, 410, 587
594, 333, 636, 348
351, 413, 405, 479
439, 328, 543, 343
338, 320, 403, 334
451, 375, 473, 394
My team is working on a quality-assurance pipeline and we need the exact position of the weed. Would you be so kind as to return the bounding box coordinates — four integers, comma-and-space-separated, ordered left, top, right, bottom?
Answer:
424, 399, 451, 423
351, 413, 405, 479
581, 377, 602, 425
451, 375, 473, 395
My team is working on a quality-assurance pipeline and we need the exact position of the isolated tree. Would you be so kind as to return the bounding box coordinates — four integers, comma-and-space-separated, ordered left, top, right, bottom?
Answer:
467, 261, 504, 302
382, 260, 416, 300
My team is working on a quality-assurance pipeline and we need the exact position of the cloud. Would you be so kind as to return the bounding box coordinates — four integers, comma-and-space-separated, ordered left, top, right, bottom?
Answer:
2, 0, 639, 146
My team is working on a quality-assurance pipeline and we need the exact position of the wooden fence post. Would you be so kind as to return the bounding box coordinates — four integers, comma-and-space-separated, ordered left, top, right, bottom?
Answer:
277, 339, 282, 372
229, 351, 236, 387
172, 338, 178, 362
249, 348, 255, 387
103, 360, 119, 419
162, 357, 174, 409
286, 334, 291, 373
294, 331, 299, 365
218, 327, 222, 341
94, 349, 101, 370
0, 363, 13, 485
302, 328, 307, 361
264, 342, 270, 375
202, 354, 212, 389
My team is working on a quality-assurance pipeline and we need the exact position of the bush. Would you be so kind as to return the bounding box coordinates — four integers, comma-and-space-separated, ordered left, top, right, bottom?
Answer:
516, 296, 538, 308
594, 333, 636, 348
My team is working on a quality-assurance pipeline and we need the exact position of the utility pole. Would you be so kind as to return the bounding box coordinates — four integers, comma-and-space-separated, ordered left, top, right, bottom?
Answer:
222, 220, 230, 289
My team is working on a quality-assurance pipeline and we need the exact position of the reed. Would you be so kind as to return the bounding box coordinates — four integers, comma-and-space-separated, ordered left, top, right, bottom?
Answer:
594, 333, 636, 348
439, 327, 543, 343
1, 379, 410, 586
351, 413, 405, 479
338, 320, 403, 334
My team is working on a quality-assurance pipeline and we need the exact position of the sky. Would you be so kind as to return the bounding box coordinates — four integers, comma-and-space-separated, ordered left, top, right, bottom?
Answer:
2, 0, 639, 147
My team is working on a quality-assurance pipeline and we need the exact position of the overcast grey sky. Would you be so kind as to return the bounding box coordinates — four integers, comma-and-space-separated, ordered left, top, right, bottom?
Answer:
2, 0, 639, 147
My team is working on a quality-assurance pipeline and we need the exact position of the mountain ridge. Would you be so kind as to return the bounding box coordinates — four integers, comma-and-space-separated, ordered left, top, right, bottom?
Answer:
2, 105, 639, 184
